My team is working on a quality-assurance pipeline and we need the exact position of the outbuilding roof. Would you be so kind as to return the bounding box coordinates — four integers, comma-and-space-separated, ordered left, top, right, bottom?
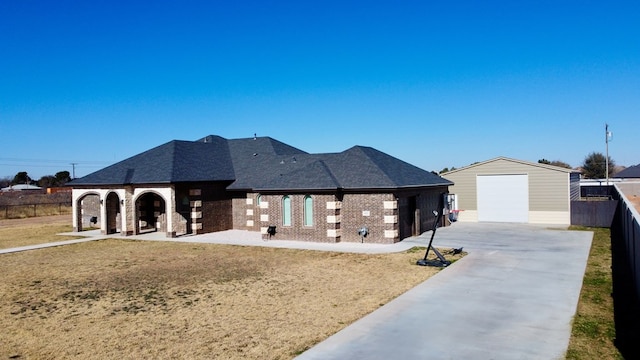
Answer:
70, 135, 451, 191
1, 184, 43, 192
442, 156, 579, 175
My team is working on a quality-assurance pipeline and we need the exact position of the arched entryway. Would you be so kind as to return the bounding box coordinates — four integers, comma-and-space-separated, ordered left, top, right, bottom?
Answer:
135, 192, 167, 234
75, 193, 100, 232
105, 192, 121, 234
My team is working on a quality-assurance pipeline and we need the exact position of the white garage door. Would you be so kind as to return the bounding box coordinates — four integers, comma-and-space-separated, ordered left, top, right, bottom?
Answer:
477, 174, 529, 223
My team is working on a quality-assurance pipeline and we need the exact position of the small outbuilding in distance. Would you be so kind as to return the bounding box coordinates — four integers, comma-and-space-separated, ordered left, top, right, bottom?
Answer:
441, 157, 581, 225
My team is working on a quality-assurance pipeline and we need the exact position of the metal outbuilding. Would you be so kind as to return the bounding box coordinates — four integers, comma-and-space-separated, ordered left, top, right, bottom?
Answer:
442, 157, 581, 225
1, 184, 43, 192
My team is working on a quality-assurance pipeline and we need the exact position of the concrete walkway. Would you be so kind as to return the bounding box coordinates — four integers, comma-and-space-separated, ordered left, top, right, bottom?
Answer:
1, 222, 592, 359
0, 230, 109, 254
2, 228, 416, 255
297, 223, 593, 360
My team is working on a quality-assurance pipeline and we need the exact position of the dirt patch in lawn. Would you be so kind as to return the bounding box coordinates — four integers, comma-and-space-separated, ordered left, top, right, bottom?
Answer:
1, 224, 462, 359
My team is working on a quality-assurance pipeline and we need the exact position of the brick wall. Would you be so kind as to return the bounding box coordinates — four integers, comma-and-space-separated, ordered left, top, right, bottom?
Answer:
79, 193, 100, 229
231, 193, 262, 232
175, 182, 234, 234
257, 193, 337, 242
229, 187, 449, 244
249, 192, 401, 244
397, 187, 449, 239
341, 193, 396, 243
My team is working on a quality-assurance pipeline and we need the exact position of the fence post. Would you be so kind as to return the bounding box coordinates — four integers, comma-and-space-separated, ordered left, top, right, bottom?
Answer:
33, 204, 37, 217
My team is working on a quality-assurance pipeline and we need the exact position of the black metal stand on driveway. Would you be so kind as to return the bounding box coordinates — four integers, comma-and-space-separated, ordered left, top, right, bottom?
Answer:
416, 210, 452, 267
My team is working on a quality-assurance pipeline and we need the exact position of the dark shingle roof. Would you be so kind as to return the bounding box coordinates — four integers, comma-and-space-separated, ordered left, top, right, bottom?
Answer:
324, 146, 452, 189
252, 160, 341, 191
70, 138, 235, 185
613, 164, 640, 178
71, 135, 451, 190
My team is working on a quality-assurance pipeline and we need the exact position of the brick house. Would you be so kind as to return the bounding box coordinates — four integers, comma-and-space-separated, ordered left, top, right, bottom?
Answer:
70, 135, 452, 244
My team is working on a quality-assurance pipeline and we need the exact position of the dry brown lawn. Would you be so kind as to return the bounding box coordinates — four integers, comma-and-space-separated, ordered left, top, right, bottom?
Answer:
0, 215, 81, 249
1, 219, 461, 359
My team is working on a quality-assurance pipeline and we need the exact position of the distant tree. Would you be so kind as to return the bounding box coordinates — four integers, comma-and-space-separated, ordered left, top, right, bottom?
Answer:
440, 166, 456, 174
12, 171, 30, 185
549, 160, 572, 169
38, 175, 57, 188
581, 152, 616, 179
37, 171, 72, 188
0, 176, 11, 188
55, 171, 71, 185
539, 159, 572, 169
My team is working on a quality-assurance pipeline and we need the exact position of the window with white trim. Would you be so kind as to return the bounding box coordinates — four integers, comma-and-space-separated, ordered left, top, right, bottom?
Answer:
303, 195, 313, 226
282, 195, 291, 226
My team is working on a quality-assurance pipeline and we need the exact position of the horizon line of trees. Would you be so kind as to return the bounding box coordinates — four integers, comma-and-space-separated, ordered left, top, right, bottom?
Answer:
0, 171, 71, 189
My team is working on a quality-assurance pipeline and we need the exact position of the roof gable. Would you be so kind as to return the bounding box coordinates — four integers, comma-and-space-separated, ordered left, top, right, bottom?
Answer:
443, 156, 578, 175
323, 146, 452, 189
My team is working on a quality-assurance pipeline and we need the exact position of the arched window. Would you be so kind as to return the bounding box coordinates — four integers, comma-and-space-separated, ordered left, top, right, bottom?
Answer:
303, 195, 313, 226
256, 194, 262, 207
282, 195, 291, 226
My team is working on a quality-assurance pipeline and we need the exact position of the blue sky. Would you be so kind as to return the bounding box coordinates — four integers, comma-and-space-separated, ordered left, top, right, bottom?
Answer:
1, 1, 638, 180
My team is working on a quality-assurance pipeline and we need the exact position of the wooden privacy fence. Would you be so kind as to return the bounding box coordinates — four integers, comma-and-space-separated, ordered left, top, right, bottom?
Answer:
571, 200, 618, 227
610, 183, 640, 353
0, 203, 72, 220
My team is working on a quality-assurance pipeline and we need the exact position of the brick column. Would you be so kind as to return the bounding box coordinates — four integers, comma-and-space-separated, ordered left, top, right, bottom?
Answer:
189, 189, 203, 234
259, 200, 270, 240
326, 200, 342, 242
245, 197, 255, 228
383, 200, 399, 242
124, 186, 135, 235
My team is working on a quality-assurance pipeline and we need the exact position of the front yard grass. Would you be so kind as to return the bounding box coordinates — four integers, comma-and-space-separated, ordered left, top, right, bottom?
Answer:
0, 223, 81, 250
566, 226, 623, 359
0, 222, 459, 359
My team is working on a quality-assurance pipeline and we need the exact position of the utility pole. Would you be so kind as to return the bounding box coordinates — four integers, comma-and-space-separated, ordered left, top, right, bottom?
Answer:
605, 124, 611, 185
71, 163, 77, 179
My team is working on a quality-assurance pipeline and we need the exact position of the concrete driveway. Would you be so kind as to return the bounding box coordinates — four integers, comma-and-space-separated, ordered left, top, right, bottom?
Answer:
297, 222, 593, 360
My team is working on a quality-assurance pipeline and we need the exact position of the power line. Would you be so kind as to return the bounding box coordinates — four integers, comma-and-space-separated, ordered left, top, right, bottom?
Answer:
0, 157, 111, 165
0, 163, 105, 169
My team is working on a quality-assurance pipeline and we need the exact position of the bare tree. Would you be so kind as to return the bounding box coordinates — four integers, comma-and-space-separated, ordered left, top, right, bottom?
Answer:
0, 176, 11, 188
